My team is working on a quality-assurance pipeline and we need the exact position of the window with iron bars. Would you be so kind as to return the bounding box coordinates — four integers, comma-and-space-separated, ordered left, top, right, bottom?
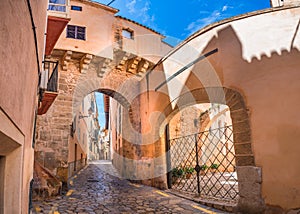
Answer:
67, 25, 86, 40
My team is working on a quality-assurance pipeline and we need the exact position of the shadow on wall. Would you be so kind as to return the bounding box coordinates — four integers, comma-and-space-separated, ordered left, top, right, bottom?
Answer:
150, 23, 300, 212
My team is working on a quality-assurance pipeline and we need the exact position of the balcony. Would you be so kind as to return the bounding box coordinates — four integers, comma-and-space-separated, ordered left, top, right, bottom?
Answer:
38, 61, 59, 115
45, 0, 70, 55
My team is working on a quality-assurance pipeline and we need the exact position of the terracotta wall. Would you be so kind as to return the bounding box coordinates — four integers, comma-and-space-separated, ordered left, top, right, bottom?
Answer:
116, 17, 171, 63
55, 0, 117, 59
53, 0, 172, 63
68, 134, 87, 177
0, 0, 48, 213
110, 99, 124, 175
138, 7, 300, 212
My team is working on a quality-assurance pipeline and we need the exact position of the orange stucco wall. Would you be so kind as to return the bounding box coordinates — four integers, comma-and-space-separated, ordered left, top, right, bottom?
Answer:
0, 0, 48, 213
55, 0, 116, 59
117, 17, 171, 63
138, 7, 300, 210
54, 0, 171, 63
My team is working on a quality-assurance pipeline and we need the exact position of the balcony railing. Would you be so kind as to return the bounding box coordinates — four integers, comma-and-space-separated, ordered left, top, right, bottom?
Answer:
41, 61, 58, 92
38, 61, 59, 114
48, 0, 70, 19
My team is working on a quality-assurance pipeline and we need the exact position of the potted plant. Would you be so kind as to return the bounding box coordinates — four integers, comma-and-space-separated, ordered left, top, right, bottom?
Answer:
210, 163, 219, 174
184, 167, 195, 179
171, 167, 184, 184
200, 164, 208, 175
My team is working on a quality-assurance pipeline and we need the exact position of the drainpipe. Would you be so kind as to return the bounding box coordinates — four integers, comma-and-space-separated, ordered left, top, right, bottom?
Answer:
26, 0, 42, 94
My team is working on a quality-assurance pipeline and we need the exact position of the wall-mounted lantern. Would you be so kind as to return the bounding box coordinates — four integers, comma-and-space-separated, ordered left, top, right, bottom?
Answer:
79, 107, 93, 119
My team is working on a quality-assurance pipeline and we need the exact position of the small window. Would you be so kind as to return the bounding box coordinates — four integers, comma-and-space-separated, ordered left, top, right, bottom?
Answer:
67, 25, 86, 40
122, 29, 134, 39
71, 5, 82, 11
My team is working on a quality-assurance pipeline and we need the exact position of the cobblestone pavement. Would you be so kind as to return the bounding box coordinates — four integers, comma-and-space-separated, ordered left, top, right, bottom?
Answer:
33, 160, 228, 214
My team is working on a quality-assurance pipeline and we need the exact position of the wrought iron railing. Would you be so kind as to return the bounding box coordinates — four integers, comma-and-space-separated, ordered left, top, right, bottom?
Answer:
168, 125, 239, 202
41, 60, 58, 92
68, 158, 87, 178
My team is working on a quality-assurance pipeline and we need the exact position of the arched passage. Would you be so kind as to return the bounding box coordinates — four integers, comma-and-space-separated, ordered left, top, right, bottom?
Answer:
34, 53, 143, 190
153, 87, 264, 212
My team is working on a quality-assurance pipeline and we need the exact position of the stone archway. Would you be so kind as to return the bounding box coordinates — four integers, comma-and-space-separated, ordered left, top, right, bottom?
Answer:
156, 87, 264, 213
34, 51, 143, 186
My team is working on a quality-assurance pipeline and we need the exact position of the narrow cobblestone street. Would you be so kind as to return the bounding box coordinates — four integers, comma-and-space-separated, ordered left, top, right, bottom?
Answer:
33, 161, 227, 214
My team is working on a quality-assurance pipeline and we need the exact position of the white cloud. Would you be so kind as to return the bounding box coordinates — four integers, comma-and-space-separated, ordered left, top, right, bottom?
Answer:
222, 4, 234, 12
222, 5, 228, 12
150, 15, 155, 22
126, 0, 136, 14
185, 10, 222, 34
141, 1, 150, 13
123, 0, 163, 36
140, 1, 151, 23
185, 3, 235, 36
125, 0, 153, 24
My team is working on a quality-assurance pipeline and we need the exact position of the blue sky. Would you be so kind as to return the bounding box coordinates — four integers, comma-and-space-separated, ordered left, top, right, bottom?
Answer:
95, 0, 270, 45
94, 0, 270, 127
95, 93, 105, 129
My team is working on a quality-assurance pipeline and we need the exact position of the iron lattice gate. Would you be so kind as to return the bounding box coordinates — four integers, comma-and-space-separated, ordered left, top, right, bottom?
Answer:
168, 125, 239, 202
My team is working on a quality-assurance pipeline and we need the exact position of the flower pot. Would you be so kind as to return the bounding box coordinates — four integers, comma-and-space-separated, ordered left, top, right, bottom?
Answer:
186, 173, 192, 179
172, 177, 179, 185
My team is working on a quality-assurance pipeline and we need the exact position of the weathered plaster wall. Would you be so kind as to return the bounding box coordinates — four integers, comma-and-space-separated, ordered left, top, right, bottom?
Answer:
138, 7, 300, 212
271, 0, 300, 7
116, 17, 172, 63
68, 135, 87, 163
0, 0, 48, 213
168, 106, 202, 139
55, 0, 116, 59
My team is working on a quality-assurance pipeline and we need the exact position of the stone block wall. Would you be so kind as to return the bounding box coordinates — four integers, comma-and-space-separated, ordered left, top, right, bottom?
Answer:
36, 53, 145, 184
35, 62, 82, 182
169, 106, 203, 139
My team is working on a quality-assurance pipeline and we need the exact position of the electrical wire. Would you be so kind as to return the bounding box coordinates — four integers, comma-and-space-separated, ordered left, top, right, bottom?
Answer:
107, 0, 116, 6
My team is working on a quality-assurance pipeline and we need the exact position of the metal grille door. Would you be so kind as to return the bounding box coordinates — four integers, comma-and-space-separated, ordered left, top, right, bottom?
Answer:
169, 125, 238, 202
